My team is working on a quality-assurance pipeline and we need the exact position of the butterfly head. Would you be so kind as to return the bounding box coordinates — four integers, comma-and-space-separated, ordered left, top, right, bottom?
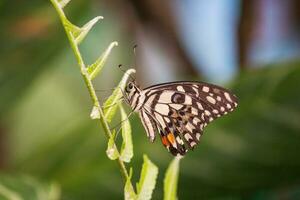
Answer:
124, 81, 142, 110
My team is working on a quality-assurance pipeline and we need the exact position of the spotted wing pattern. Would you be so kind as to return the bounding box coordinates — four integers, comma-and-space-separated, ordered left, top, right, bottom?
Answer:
139, 81, 238, 156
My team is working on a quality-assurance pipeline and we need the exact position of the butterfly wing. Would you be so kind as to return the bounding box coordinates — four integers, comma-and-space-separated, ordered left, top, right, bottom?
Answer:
143, 81, 238, 114
140, 81, 238, 156
139, 110, 158, 142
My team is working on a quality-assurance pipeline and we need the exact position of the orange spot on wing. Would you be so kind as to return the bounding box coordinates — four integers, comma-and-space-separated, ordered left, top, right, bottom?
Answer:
161, 136, 170, 146
167, 133, 175, 144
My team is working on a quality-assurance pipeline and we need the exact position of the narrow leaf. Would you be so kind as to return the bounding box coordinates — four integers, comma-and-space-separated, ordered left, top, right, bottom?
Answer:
136, 155, 158, 200
63, 17, 103, 45
119, 105, 133, 162
124, 168, 137, 200
75, 16, 103, 45
163, 156, 182, 200
58, 0, 71, 8
103, 69, 136, 122
87, 41, 118, 80
90, 106, 100, 119
63, 18, 81, 36
106, 130, 119, 160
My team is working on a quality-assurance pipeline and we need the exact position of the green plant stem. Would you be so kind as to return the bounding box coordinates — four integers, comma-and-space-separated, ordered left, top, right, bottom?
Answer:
50, 0, 130, 183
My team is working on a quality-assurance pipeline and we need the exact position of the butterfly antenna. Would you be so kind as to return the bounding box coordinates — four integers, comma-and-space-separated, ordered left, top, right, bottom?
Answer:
133, 44, 138, 69
95, 87, 118, 92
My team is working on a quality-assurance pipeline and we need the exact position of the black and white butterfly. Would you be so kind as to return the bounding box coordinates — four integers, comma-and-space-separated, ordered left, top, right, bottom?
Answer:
123, 80, 238, 156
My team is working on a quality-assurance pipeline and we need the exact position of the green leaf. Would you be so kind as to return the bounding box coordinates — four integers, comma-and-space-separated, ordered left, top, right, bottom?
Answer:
0, 174, 60, 200
136, 155, 158, 200
103, 69, 136, 122
119, 105, 133, 163
124, 168, 137, 200
74, 16, 103, 45
63, 18, 81, 35
87, 41, 119, 80
163, 156, 182, 200
106, 130, 119, 160
63, 17, 103, 45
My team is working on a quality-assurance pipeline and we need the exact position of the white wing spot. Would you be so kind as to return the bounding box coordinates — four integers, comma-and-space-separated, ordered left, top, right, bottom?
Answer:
170, 104, 184, 110
155, 104, 170, 115
217, 96, 222, 101
202, 86, 210, 92
186, 122, 195, 132
192, 107, 198, 115
226, 103, 232, 109
204, 110, 211, 116
200, 124, 203, 130
177, 86, 185, 92
164, 117, 171, 123
213, 109, 219, 114
209, 93, 214, 96
184, 134, 193, 141
209, 117, 213, 122
193, 117, 201, 124
176, 136, 184, 145
224, 92, 233, 102
185, 95, 192, 105
220, 107, 225, 112
206, 96, 216, 104
192, 86, 199, 96
234, 102, 238, 107
196, 102, 204, 110
190, 142, 197, 147
196, 133, 201, 140
158, 91, 174, 103
171, 141, 178, 148
154, 113, 166, 127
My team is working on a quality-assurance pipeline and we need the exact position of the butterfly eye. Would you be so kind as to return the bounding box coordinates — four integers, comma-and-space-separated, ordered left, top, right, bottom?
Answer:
126, 82, 134, 92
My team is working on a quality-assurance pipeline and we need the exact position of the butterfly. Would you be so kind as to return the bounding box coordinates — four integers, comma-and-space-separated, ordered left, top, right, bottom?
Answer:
123, 81, 238, 156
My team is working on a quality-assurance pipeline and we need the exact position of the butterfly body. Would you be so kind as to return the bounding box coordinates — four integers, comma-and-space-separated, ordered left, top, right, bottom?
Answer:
123, 81, 238, 156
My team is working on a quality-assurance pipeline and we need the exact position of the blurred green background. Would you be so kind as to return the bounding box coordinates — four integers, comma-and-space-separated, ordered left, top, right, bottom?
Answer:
0, 0, 300, 199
